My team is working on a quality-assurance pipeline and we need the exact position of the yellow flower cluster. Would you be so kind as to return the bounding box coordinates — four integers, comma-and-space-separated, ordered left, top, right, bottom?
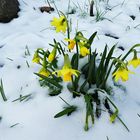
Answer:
33, 15, 140, 84
51, 16, 90, 57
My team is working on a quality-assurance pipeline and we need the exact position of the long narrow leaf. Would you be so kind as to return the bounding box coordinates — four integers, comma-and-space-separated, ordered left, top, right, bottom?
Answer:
87, 32, 97, 47
0, 79, 7, 101
54, 106, 77, 118
35, 73, 62, 89
96, 45, 107, 86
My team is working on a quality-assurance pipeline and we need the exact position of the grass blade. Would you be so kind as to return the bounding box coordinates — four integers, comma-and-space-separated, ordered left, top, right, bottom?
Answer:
54, 106, 77, 118
0, 79, 7, 101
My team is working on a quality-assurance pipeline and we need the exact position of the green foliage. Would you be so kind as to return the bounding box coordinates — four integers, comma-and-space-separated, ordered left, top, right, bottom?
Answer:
0, 79, 7, 101
32, 14, 140, 131
54, 106, 77, 118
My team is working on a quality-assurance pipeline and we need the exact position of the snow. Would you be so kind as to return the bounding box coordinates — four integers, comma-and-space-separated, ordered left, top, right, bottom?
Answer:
0, 0, 140, 140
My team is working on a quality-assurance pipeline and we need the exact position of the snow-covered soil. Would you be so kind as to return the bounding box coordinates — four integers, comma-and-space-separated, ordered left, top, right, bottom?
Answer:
0, 0, 140, 140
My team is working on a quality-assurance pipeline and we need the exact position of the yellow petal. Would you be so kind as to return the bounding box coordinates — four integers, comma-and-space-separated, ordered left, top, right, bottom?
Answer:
113, 68, 134, 82
53, 67, 80, 82
51, 16, 67, 33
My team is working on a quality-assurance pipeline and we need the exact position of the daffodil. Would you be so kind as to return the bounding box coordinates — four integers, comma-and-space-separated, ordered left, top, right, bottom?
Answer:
51, 16, 67, 33
112, 67, 134, 82
32, 51, 40, 64
65, 38, 76, 50
53, 55, 80, 82
39, 68, 50, 77
48, 47, 57, 63
78, 41, 90, 57
80, 46, 90, 57
55, 66, 80, 81
128, 49, 140, 68
128, 58, 140, 68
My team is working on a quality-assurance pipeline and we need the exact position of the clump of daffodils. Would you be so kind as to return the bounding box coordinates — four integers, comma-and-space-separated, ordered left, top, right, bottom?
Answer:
32, 14, 140, 131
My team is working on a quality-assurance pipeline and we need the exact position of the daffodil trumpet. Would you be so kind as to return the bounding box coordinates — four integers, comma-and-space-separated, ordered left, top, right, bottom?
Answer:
65, 38, 76, 50
53, 54, 80, 82
78, 41, 90, 57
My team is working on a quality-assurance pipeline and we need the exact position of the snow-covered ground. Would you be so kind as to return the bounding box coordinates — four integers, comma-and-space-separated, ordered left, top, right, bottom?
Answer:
0, 0, 140, 139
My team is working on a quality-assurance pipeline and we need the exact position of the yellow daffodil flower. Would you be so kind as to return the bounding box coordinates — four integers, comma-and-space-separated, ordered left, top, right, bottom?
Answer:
39, 68, 50, 77
128, 49, 140, 68
48, 47, 57, 63
53, 55, 80, 82
32, 51, 40, 64
78, 41, 90, 57
80, 46, 90, 56
112, 67, 134, 82
65, 38, 76, 50
54, 66, 80, 81
51, 16, 67, 33
128, 58, 140, 68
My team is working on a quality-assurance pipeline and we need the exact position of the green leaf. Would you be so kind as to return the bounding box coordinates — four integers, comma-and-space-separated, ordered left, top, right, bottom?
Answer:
81, 51, 97, 86
49, 89, 61, 96
96, 45, 107, 87
71, 53, 79, 69
106, 97, 129, 131
12, 94, 32, 102
54, 106, 77, 118
10, 123, 19, 128
87, 32, 97, 47
88, 52, 97, 84
81, 63, 89, 78
84, 94, 94, 131
104, 44, 116, 71
0, 79, 7, 102
35, 73, 63, 89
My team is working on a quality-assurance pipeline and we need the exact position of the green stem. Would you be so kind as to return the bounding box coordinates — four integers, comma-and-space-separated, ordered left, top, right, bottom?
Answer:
122, 44, 140, 61
58, 43, 65, 56
76, 41, 79, 69
100, 60, 115, 89
84, 110, 89, 131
